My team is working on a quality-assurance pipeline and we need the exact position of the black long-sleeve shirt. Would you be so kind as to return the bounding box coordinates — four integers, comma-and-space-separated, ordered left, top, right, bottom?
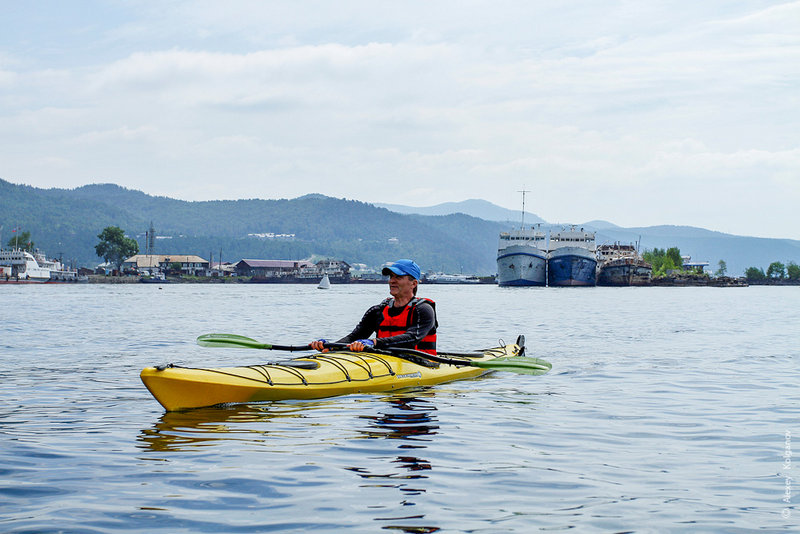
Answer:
337, 298, 436, 349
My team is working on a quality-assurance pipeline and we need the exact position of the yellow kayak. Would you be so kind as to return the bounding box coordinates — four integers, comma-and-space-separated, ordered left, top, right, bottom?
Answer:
141, 343, 523, 411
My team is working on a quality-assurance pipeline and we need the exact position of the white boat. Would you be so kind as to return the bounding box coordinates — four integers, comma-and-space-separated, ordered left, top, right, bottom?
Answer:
317, 274, 331, 289
497, 225, 548, 287
425, 272, 480, 284
547, 226, 597, 287
0, 248, 79, 283
496, 190, 548, 287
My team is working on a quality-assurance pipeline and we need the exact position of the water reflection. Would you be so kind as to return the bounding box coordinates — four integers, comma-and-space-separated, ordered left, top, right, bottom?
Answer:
137, 393, 441, 454
137, 400, 341, 452
137, 394, 443, 532
356, 396, 439, 442
348, 396, 440, 533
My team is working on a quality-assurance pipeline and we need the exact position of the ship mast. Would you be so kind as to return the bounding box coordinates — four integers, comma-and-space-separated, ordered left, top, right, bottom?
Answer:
517, 188, 530, 229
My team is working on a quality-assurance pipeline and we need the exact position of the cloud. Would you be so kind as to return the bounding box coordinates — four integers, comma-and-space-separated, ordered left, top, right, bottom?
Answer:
0, 1, 799, 238
87, 43, 458, 105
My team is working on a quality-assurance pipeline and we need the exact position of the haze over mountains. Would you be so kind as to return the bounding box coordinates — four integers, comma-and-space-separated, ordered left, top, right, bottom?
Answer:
2, 179, 798, 276
376, 199, 547, 225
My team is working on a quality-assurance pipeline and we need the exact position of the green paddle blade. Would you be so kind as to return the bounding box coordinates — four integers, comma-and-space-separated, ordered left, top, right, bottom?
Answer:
470, 356, 552, 375
197, 333, 272, 349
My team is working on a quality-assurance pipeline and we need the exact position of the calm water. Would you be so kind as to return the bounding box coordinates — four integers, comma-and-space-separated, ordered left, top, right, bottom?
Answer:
1, 283, 797, 532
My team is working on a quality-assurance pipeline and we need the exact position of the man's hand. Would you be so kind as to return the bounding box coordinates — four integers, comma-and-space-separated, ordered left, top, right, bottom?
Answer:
310, 339, 329, 353
347, 339, 374, 352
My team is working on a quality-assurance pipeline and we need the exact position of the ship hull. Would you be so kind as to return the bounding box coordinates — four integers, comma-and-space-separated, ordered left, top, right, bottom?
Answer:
497, 245, 547, 287
547, 247, 597, 287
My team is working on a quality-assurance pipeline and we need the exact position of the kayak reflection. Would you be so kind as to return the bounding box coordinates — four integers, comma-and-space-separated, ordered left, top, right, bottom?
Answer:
136, 392, 439, 454
137, 399, 348, 453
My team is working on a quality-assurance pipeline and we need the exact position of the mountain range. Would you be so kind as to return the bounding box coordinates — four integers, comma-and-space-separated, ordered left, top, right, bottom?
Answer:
2, 178, 798, 276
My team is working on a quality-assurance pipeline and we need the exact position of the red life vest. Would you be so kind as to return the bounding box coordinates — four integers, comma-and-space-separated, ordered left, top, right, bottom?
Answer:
376, 298, 437, 354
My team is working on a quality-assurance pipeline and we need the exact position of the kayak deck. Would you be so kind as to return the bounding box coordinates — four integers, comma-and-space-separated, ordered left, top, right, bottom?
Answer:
141, 344, 521, 411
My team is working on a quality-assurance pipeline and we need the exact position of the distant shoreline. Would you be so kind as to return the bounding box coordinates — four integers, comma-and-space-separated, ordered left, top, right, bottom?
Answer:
84, 274, 800, 286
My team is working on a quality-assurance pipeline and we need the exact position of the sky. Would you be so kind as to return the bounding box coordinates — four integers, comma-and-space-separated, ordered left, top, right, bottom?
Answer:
1, 1, 799, 239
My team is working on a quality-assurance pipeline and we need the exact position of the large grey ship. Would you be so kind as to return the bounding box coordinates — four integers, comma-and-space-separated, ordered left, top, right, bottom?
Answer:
496, 225, 548, 286
496, 190, 547, 287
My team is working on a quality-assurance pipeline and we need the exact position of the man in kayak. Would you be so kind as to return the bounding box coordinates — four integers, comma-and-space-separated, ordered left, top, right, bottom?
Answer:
310, 259, 438, 354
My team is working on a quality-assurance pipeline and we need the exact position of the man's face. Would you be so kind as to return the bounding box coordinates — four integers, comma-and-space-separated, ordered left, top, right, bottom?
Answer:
388, 272, 416, 299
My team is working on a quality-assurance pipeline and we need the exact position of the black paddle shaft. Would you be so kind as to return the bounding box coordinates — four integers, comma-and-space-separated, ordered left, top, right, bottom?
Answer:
323, 343, 478, 368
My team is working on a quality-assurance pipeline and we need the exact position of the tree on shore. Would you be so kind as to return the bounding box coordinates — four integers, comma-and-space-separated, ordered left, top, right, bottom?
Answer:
745, 262, 800, 282
787, 262, 800, 281
643, 247, 683, 277
715, 260, 727, 277
745, 267, 766, 281
6, 229, 34, 252
95, 226, 139, 271
767, 261, 786, 280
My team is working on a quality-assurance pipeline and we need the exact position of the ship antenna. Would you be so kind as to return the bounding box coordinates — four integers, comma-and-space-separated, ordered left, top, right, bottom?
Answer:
517, 188, 530, 228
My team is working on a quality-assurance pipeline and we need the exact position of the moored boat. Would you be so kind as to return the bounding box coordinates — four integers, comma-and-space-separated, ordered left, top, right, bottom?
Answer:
141, 341, 530, 411
496, 190, 548, 287
497, 226, 548, 287
547, 226, 597, 287
0, 248, 79, 283
596, 243, 652, 286
424, 272, 480, 284
140, 272, 169, 284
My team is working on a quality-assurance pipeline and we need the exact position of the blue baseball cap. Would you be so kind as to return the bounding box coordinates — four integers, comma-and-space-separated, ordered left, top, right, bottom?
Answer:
382, 259, 421, 280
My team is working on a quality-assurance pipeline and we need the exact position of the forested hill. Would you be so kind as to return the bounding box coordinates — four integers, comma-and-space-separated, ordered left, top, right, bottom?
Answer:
0, 180, 506, 274
3, 179, 799, 275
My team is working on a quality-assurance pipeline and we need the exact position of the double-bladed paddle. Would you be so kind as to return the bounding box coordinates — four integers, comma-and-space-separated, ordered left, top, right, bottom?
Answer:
196, 333, 551, 376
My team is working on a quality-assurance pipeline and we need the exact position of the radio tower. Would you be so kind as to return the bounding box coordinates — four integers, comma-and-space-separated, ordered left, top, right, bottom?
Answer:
147, 222, 155, 256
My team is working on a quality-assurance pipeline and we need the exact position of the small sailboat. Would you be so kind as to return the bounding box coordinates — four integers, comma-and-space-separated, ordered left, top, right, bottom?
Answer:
317, 274, 331, 289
